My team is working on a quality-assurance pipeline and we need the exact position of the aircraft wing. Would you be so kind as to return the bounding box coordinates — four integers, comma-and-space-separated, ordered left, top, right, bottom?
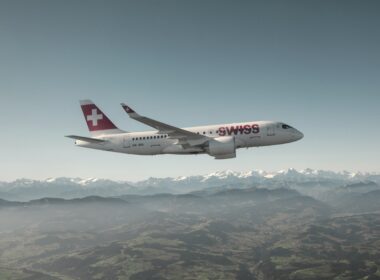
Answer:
121, 103, 210, 147
65, 135, 106, 144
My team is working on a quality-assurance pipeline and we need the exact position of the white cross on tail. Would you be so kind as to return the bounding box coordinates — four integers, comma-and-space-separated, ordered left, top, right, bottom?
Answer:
87, 109, 103, 126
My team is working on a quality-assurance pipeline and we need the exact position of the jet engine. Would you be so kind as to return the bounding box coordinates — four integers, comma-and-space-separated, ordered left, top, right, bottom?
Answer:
207, 136, 236, 159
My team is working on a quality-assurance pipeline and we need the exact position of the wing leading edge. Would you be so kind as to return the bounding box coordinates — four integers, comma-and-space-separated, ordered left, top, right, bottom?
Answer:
121, 103, 210, 147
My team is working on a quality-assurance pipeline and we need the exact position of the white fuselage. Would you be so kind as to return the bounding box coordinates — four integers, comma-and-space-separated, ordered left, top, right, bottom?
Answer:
75, 121, 303, 156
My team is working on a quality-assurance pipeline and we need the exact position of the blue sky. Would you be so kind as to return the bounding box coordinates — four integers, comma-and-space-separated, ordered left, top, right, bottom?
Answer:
0, 0, 379, 181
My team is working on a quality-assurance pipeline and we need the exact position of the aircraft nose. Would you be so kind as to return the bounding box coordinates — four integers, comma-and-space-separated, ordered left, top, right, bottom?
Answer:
296, 130, 304, 140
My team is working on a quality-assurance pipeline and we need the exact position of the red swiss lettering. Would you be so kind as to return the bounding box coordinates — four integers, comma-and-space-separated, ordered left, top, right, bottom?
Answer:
252, 124, 260, 134
218, 127, 226, 136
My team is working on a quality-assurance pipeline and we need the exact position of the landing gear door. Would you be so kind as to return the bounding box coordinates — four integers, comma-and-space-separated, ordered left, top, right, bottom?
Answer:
267, 125, 275, 136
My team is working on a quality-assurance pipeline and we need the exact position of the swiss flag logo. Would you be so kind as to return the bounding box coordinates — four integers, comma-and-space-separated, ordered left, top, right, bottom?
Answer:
86, 109, 103, 126
81, 104, 117, 131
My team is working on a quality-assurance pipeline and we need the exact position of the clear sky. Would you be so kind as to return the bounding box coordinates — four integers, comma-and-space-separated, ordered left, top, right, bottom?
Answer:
0, 0, 379, 181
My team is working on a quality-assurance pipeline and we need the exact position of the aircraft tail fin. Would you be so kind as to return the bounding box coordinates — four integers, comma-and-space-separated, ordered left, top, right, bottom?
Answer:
80, 100, 124, 136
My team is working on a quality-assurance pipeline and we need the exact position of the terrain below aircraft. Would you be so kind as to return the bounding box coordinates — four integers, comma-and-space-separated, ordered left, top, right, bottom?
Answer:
66, 100, 304, 159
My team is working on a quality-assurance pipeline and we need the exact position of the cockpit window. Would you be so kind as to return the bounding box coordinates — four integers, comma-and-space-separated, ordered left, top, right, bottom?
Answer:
282, 124, 293, 129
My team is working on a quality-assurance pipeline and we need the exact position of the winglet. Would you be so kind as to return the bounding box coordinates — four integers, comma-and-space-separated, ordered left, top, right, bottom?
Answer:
121, 103, 140, 119
121, 103, 135, 114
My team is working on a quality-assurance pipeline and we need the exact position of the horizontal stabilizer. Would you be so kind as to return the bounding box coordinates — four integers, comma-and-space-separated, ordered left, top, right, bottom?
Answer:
65, 135, 106, 144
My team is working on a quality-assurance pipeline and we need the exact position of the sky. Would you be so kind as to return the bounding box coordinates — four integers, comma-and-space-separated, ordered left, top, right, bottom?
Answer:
0, 0, 379, 181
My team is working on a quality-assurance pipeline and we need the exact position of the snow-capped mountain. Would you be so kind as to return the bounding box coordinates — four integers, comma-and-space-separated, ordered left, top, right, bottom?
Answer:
137, 168, 378, 187
0, 169, 379, 201
137, 169, 380, 202
0, 177, 136, 201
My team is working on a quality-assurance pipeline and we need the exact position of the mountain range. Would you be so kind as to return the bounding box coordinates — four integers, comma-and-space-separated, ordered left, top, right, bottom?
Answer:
0, 183, 379, 279
0, 170, 379, 279
1, 168, 379, 201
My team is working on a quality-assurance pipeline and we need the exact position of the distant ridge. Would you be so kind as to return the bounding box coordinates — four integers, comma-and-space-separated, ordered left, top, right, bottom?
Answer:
2, 168, 379, 185
0, 169, 379, 201
0, 196, 127, 207
0, 187, 301, 206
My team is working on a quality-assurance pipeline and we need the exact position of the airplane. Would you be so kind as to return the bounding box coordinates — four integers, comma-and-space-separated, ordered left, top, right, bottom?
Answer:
66, 100, 304, 159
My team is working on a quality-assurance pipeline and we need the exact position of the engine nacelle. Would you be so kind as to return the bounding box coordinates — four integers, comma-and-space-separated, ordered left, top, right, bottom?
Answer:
208, 136, 236, 159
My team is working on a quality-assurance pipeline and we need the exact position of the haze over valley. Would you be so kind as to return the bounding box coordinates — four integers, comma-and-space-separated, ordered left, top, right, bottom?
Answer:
1, 169, 380, 279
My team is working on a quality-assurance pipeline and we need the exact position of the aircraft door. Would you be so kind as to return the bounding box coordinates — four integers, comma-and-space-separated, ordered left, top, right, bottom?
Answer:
267, 125, 275, 136
123, 137, 130, 148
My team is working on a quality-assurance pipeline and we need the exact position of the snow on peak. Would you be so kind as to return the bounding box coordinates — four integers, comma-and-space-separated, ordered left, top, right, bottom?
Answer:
196, 168, 375, 182
45, 177, 57, 183
277, 168, 300, 175
238, 171, 254, 178
173, 176, 188, 181
202, 170, 239, 181
78, 178, 100, 185
347, 171, 364, 178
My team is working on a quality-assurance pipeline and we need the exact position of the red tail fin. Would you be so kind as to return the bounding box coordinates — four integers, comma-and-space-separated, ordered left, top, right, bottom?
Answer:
80, 100, 123, 135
